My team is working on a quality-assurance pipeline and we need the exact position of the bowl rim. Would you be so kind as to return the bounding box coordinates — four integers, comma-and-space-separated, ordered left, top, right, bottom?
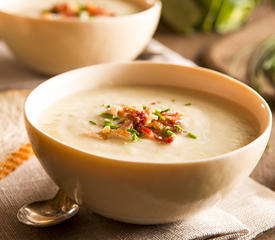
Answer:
0, 0, 161, 24
24, 61, 272, 165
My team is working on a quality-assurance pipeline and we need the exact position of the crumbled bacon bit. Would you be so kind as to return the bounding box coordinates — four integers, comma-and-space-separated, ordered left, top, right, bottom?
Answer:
86, 3, 114, 16
87, 104, 185, 144
142, 127, 151, 135
165, 136, 175, 144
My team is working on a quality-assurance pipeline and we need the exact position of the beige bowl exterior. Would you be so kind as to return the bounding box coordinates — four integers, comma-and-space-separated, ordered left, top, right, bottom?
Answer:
24, 62, 272, 224
0, 0, 161, 75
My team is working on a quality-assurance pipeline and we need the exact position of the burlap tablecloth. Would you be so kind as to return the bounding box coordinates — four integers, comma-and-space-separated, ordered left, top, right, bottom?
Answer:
0, 39, 275, 240
1, 156, 275, 240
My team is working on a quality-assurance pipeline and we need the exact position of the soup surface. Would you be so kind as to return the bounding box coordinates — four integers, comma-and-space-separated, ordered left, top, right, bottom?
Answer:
38, 85, 259, 162
12, 0, 144, 17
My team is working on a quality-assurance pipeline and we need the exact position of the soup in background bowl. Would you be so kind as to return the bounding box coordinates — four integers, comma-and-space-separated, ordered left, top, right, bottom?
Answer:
0, 0, 161, 75
25, 62, 272, 224
39, 0, 145, 19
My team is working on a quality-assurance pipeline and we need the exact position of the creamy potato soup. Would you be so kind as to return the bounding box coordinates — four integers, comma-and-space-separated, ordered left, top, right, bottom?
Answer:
38, 86, 259, 162
16, 0, 144, 18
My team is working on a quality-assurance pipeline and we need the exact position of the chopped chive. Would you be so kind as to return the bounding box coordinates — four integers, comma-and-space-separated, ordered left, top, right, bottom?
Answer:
89, 120, 97, 125
161, 108, 170, 113
185, 103, 192, 106
101, 113, 113, 119
172, 99, 176, 102
143, 106, 147, 110
104, 119, 112, 126
113, 117, 120, 121
174, 125, 183, 132
127, 125, 139, 135
166, 131, 174, 138
42, 9, 50, 14
107, 104, 111, 108
123, 119, 129, 124
78, 3, 86, 11
163, 126, 174, 137
131, 133, 139, 142
139, 132, 145, 138
104, 119, 120, 129
48, 6, 60, 13
110, 125, 120, 129
187, 132, 197, 139
154, 110, 165, 120
127, 126, 140, 141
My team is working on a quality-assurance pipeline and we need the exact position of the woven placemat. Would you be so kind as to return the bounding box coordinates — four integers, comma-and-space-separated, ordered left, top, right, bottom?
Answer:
0, 90, 33, 180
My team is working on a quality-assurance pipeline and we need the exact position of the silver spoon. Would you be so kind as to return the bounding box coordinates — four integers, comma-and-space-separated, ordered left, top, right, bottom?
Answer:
17, 189, 79, 227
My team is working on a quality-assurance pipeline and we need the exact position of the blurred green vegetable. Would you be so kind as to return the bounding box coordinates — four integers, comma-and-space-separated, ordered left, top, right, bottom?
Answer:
199, 0, 224, 32
215, 0, 258, 33
248, 36, 275, 103
161, 0, 202, 33
263, 51, 275, 85
161, 0, 260, 34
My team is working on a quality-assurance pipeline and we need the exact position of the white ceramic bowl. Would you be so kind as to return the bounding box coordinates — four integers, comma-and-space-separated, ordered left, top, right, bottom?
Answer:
0, 0, 161, 75
25, 62, 272, 224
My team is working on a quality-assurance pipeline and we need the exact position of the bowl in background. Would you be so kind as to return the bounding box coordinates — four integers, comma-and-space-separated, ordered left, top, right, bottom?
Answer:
0, 0, 161, 75
24, 62, 271, 224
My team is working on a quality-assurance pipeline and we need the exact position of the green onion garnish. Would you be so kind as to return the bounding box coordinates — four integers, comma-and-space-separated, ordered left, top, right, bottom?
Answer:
78, 3, 86, 11
139, 132, 145, 138
163, 126, 175, 137
127, 126, 140, 141
107, 104, 111, 108
89, 120, 97, 125
161, 108, 170, 113
104, 120, 120, 129
185, 103, 192, 106
131, 133, 139, 142
187, 132, 197, 139
127, 126, 139, 135
110, 125, 120, 129
101, 112, 120, 121
42, 9, 50, 14
154, 110, 165, 121
104, 119, 112, 126
143, 106, 147, 110
174, 125, 183, 132
113, 117, 120, 121
101, 113, 114, 119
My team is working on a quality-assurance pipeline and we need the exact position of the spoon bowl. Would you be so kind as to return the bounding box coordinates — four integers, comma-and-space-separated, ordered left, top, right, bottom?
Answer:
17, 190, 79, 227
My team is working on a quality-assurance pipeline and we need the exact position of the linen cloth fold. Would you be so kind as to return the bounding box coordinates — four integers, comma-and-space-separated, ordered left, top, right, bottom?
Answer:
0, 39, 275, 239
